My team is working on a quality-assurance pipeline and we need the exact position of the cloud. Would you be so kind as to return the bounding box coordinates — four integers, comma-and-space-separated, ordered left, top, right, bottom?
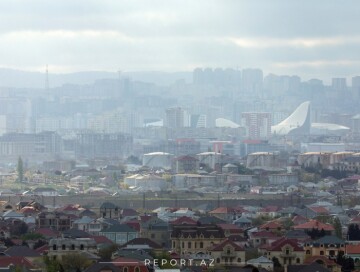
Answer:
0, 0, 359, 80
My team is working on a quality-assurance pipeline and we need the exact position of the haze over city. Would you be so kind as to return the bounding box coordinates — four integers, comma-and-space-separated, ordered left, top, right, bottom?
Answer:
0, 0, 360, 83
0, 2, 360, 272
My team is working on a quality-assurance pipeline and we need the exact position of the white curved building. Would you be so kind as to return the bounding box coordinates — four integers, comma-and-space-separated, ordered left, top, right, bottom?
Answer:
310, 123, 350, 135
142, 152, 174, 169
246, 152, 279, 169
271, 101, 311, 135
215, 118, 240, 128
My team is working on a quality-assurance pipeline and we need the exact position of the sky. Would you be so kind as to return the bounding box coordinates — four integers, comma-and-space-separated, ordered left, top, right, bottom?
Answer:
0, 0, 360, 82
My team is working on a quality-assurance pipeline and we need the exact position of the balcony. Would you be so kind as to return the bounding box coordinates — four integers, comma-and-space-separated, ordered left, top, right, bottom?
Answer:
221, 251, 237, 257
280, 253, 296, 258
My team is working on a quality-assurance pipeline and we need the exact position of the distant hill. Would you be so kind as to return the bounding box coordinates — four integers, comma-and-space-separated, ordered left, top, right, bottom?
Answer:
0, 68, 192, 88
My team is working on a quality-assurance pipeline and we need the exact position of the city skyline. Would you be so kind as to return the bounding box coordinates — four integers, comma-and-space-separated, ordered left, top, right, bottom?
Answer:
0, 0, 359, 83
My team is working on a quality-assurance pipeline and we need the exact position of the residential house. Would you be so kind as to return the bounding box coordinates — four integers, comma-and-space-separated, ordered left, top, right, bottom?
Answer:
33, 187, 58, 196
172, 155, 199, 173
287, 262, 332, 272
257, 206, 281, 218
345, 244, 360, 264
171, 224, 225, 256
140, 216, 170, 247
259, 221, 284, 233
264, 237, 305, 267
99, 224, 138, 245
208, 239, 245, 266
72, 216, 102, 235
37, 211, 71, 231
293, 220, 334, 235
121, 237, 163, 254
209, 207, 243, 222
248, 230, 278, 248
304, 235, 345, 260
246, 256, 274, 271
48, 237, 98, 261
84, 257, 148, 272
233, 216, 252, 229
100, 202, 120, 219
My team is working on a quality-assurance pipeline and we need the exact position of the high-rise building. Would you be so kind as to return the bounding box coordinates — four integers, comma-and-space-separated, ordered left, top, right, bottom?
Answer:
241, 68, 263, 95
190, 114, 207, 128
241, 112, 272, 139
165, 107, 189, 128
352, 76, 360, 99
332, 78, 347, 91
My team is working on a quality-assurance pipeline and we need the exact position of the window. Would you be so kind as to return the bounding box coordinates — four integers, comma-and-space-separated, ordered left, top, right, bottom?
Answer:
62, 244, 66, 250
306, 250, 310, 255
52, 244, 57, 250
151, 233, 155, 239
123, 267, 128, 272
237, 258, 241, 263
134, 267, 140, 272
285, 248, 290, 255
188, 242, 191, 248
200, 242, 203, 248
216, 258, 220, 263
80, 244, 84, 250
296, 258, 300, 264
71, 244, 75, 250
320, 251, 324, 255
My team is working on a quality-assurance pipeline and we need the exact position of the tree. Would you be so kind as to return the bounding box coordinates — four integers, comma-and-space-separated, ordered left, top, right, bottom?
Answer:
98, 244, 118, 261
332, 217, 343, 239
43, 256, 63, 272
17, 156, 24, 182
60, 253, 92, 272
348, 224, 360, 241
11, 221, 28, 237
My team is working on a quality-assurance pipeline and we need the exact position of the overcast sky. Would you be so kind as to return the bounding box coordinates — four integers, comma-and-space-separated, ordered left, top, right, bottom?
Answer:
0, 0, 359, 81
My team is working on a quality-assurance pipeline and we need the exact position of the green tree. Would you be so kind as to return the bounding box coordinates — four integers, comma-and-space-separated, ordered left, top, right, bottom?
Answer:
10, 221, 28, 237
17, 156, 24, 182
98, 244, 118, 261
60, 253, 92, 271
43, 256, 63, 272
332, 217, 343, 239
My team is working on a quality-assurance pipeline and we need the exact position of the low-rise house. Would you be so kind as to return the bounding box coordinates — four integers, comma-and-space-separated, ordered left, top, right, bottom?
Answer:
99, 224, 138, 245
37, 211, 71, 231
264, 237, 305, 267
2, 210, 24, 221
121, 237, 163, 254
259, 221, 283, 233
72, 216, 102, 235
246, 256, 274, 271
33, 187, 58, 196
304, 235, 345, 260
100, 202, 120, 219
257, 206, 281, 218
172, 155, 199, 173
171, 224, 226, 256
345, 244, 360, 263
287, 262, 332, 272
249, 230, 278, 248
233, 216, 252, 229
217, 224, 243, 237
208, 239, 245, 266
293, 220, 334, 235
48, 237, 97, 261
209, 207, 243, 222
140, 217, 170, 247
0, 257, 36, 271
84, 257, 148, 272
